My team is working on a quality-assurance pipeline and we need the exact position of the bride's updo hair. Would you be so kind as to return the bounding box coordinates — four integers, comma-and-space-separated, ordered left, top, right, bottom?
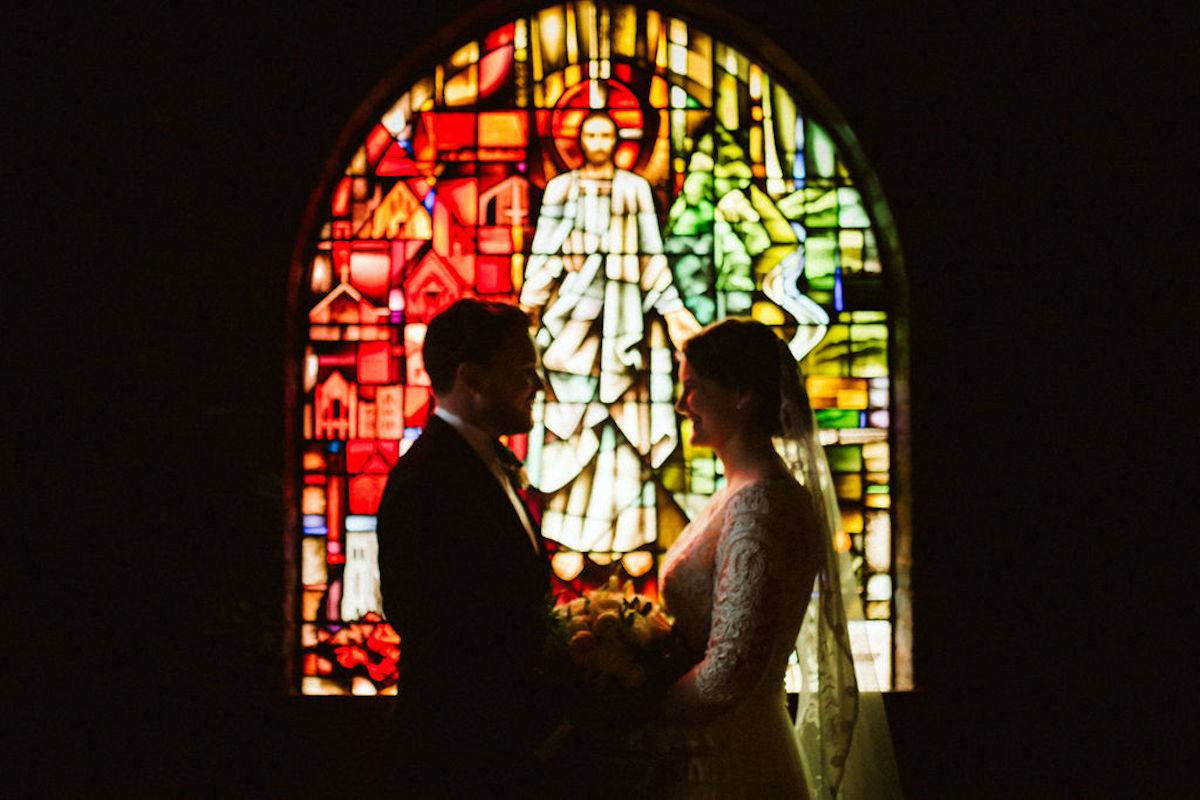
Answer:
681, 318, 800, 436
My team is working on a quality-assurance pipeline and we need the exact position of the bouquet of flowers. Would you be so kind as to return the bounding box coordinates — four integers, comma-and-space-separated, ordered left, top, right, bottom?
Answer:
546, 576, 691, 727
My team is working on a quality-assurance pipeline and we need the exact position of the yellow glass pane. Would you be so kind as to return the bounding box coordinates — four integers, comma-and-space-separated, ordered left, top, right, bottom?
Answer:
302, 486, 326, 515
863, 442, 889, 471
866, 601, 891, 620
611, 5, 636, 58
751, 301, 785, 325
448, 41, 478, 68
302, 589, 324, 622
835, 474, 863, 501
552, 551, 585, 580
622, 551, 654, 577
807, 375, 869, 409
840, 508, 864, 534
444, 66, 477, 107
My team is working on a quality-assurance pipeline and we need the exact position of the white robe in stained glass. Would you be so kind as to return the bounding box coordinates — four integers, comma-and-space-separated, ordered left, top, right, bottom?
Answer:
521, 168, 683, 553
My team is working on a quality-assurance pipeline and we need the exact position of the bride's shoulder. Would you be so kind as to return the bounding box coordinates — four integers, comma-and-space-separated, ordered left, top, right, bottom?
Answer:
730, 472, 809, 503
723, 475, 811, 523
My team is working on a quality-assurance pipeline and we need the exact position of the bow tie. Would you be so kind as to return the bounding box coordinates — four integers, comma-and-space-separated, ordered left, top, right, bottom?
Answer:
492, 441, 529, 490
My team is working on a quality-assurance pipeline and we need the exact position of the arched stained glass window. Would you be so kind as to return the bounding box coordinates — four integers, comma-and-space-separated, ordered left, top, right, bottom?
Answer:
285, 1, 911, 696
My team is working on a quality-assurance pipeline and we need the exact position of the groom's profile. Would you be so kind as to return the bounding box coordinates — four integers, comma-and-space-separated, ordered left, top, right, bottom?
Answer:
375, 298, 559, 797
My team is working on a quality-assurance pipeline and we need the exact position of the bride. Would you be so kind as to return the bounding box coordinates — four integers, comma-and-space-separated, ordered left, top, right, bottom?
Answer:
621, 318, 903, 799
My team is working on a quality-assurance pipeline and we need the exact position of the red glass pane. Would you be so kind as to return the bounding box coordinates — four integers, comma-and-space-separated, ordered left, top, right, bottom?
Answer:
357, 340, 394, 384
478, 45, 513, 98
365, 124, 393, 167
376, 141, 421, 176
405, 251, 464, 320
411, 114, 437, 163
483, 22, 514, 50
326, 475, 343, 552
507, 432, 528, 459
476, 256, 512, 293
437, 178, 479, 225
349, 474, 388, 514
436, 113, 477, 151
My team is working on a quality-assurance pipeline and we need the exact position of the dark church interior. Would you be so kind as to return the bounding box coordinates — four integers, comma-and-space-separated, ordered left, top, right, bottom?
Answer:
12, 1, 1186, 796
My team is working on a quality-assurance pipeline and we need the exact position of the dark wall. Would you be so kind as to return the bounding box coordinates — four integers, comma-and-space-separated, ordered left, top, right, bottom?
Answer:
14, 1, 1185, 796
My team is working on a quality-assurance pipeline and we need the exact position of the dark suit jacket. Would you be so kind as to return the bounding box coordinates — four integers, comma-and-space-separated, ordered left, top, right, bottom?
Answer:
375, 415, 557, 797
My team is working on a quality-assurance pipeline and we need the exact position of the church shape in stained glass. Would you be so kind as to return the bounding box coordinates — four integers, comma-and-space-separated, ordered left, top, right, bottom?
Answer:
289, 2, 910, 696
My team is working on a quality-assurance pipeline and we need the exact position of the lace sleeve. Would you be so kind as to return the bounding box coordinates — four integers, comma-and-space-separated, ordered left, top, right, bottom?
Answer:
692, 486, 790, 713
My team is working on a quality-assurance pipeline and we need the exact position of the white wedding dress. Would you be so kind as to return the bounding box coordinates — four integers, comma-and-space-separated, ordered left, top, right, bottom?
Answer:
644, 474, 821, 798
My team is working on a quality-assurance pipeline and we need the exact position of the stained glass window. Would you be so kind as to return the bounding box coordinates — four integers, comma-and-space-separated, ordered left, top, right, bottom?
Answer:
288, 1, 910, 695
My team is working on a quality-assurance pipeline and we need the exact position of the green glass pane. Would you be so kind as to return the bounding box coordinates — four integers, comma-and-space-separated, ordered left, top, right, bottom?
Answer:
824, 444, 863, 472
660, 463, 686, 492
690, 458, 717, 494
801, 187, 838, 227
806, 121, 837, 178
837, 187, 869, 227
848, 311, 887, 323
296, 1, 905, 694
803, 231, 837, 290
816, 409, 861, 428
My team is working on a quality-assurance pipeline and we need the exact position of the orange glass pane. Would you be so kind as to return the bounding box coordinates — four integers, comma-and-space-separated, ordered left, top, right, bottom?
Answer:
806, 375, 869, 409
348, 251, 390, 301
332, 177, 351, 217
478, 111, 527, 148
477, 226, 514, 254
403, 386, 431, 427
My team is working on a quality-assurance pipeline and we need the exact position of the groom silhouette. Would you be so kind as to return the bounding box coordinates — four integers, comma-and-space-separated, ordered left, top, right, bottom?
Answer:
376, 299, 560, 798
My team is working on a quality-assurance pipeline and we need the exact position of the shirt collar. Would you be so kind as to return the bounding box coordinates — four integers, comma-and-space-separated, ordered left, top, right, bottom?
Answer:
433, 407, 499, 468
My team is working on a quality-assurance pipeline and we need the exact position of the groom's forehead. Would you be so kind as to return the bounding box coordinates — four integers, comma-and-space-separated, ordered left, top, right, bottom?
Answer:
489, 330, 538, 365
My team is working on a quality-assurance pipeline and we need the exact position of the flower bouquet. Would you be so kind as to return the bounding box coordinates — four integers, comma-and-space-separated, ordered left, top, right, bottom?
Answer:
546, 576, 692, 728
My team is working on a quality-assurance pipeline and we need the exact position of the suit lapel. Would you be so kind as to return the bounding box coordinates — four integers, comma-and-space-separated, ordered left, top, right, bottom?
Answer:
422, 417, 549, 577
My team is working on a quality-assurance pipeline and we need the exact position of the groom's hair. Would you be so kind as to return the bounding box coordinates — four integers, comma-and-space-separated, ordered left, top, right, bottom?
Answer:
422, 299, 532, 395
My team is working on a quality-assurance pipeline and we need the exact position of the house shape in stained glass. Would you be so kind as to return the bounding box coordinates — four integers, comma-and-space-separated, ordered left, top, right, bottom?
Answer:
286, 1, 911, 697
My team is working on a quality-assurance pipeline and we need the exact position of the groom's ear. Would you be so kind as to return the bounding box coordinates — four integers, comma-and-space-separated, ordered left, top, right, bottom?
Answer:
456, 361, 483, 394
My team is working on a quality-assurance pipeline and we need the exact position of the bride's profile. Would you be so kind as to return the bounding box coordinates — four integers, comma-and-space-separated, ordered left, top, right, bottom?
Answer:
606, 317, 904, 799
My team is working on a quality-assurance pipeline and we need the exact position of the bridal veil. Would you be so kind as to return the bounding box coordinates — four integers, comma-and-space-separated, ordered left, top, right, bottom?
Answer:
775, 338, 905, 799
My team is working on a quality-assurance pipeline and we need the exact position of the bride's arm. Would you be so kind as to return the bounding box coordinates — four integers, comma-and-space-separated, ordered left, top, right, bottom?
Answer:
660, 494, 783, 723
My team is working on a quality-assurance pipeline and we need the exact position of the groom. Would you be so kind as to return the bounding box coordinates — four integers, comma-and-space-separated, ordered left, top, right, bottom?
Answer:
375, 299, 560, 798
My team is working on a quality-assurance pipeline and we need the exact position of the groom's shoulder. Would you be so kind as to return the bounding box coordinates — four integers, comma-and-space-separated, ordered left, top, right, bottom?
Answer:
391, 420, 473, 477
